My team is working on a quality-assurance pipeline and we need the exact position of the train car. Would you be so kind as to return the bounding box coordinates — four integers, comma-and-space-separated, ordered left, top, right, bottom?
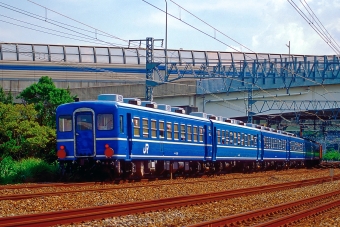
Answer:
56, 94, 322, 178
56, 94, 213, 177
304, 139, 322, 167
210, 119, 262, 172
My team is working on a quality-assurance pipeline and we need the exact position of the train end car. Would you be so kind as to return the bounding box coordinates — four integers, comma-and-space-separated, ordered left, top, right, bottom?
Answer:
56, 94, 216, 178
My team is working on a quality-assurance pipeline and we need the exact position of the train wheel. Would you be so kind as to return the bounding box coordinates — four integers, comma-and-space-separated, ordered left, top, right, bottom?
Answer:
135, 161, 144, 178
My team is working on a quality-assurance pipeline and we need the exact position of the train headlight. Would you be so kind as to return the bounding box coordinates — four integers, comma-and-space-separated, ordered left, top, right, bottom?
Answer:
57, 145, 66, 159
104, 144, 114, 158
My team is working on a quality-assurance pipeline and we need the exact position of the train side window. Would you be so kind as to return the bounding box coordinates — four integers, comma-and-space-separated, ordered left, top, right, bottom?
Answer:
159, 121, 165, 138
167, 122, 172, 140
241, 133, 245, 146
119, 115, 124, 133
59, 115, 72, 132
174, 123, 179, 140
199, 126, 204, 142
247, 134, 251, 147
151, 120, 157, 138
217, 129, 221, 144
254, 136, 257, 147
225, 130, 229, 144
181, 124, 186, 141
237, 132, 241, 146
244, 134, 248, 146
234, 132, 238, 145
133, 117, 140, 137
187, 125, 192, 141
193, 126, 198, 142
143, 118, 149, 138
221, 130, 225, 144
229, 131, 233, 144
97, 114, 113, 131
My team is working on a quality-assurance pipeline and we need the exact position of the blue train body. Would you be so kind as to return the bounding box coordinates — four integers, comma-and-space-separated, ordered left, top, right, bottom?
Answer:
56, 94, 321, 176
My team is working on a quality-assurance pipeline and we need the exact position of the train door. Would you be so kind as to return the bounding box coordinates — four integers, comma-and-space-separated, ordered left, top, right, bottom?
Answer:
74, 109, 95, 157
127, 113, 133, 160
159, 120, 165, 155
257, 133, 263, 161
205, 124, 213, 161
211, 124, 217, 161
286, 139, 290, 161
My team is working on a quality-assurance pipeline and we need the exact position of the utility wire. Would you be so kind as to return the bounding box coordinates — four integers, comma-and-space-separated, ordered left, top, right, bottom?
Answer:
287, 0, 340, 55
0, 14, 126, 47
0, 1, 336, 123
27, 0, 129, 44
301, 0, 340, 53
142, 0, 332, 122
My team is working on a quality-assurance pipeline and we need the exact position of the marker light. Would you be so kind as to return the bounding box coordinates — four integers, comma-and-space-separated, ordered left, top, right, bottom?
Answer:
104, 144, 114, 158
57, 145, 66, 159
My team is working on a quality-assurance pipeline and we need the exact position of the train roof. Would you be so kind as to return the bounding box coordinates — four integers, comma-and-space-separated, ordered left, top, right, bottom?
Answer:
58, 94, 300, 139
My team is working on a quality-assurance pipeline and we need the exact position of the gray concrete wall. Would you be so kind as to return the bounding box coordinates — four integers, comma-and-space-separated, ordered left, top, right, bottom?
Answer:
69, 80, 197, 101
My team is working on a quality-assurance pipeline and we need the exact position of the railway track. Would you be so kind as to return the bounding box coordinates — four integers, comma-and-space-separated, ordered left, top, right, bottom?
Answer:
189, 189, 340, 227
0, 175, 338, 227
0, 168, 320, 190
0, 169, 325, 201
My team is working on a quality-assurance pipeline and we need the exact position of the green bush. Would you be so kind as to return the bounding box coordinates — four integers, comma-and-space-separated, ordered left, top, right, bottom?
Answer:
0, 156, 59, 184
323, 148, 340, 161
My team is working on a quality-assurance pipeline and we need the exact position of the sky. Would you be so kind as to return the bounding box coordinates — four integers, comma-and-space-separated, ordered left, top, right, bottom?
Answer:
0, 0, 340, 56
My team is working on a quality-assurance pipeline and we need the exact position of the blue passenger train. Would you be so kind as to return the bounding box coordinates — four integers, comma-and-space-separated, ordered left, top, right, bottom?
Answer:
56, 94, 321, 177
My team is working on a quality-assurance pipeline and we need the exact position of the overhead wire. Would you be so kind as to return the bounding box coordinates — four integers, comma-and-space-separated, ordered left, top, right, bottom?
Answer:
287, 0, 340, 55
0, 16, 126, 47
142, 0, 333, 122
0, 1, 337, 123
301, 0, 340, 52
26, 0, 129, 44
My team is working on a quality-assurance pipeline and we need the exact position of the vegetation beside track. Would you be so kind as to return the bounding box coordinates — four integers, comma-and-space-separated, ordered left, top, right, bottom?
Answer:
0, 76, 75, 184
0, 156, 59, 184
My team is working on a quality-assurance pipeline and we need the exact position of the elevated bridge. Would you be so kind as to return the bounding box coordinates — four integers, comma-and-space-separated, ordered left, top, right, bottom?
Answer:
1, 42, 340, 147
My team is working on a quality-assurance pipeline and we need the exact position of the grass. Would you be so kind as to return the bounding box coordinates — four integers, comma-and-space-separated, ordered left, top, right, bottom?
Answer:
0, 156, 59, 185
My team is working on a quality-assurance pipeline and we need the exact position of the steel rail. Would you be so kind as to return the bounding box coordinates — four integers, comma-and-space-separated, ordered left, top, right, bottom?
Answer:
189, 189, 340, 227
0, 175, 338, 227
0, 169, 322, 190
253, 199, 340, 227
0, 172, 335, 201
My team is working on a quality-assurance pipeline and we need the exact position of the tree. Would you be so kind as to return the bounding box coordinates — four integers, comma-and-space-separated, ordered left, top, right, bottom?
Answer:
0, 87, 13, 104
0, 103, 55, 160
17, 76, 76, 128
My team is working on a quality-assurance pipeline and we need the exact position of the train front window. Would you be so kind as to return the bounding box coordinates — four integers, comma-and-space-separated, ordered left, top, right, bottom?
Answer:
77, 114, 93, 131
97, 114, 113, 130
59, 115, 72, 132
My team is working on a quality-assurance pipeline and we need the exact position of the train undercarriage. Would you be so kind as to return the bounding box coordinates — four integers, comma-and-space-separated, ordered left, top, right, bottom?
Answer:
58, 158, 314, 182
